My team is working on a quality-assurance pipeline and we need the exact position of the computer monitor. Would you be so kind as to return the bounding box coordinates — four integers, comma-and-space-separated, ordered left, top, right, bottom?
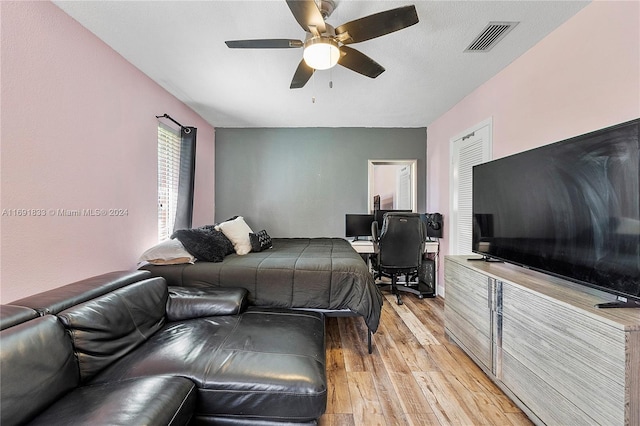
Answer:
345, 214, 375, 241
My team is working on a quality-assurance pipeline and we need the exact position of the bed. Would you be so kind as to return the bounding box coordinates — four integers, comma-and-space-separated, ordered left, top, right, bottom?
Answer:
140, 238, 383, 338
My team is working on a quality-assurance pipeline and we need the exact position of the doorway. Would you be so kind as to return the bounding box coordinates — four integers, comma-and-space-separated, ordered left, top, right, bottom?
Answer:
368, 160, 417, 213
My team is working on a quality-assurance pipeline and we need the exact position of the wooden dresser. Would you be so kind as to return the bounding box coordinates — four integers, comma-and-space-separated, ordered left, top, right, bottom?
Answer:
444, 255, 640, 425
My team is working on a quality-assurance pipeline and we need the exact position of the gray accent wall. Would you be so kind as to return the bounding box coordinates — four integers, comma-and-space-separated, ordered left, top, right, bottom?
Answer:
215, 127, 427, 237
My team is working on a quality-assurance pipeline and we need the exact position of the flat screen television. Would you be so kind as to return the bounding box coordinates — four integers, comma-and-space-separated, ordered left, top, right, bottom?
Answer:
345, 214, 374, 241
472, 119, 640, 306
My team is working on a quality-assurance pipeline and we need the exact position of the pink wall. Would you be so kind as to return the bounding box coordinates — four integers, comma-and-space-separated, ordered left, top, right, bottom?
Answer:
0, 1, 215, 302
374, 165, 398, 209
427, 1, 640, 294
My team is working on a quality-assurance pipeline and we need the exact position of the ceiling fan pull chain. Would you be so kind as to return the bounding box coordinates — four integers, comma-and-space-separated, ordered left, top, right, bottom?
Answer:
312, 72, 316, 103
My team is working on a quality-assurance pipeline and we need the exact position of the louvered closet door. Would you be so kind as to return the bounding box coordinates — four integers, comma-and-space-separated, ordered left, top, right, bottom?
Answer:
395, 165, 412, 209
450, 119, 492, 254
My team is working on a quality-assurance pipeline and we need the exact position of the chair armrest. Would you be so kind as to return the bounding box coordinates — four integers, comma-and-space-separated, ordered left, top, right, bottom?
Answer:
371, 221, 379, 243
166, 287, 248, 321
371, 221, 381, 254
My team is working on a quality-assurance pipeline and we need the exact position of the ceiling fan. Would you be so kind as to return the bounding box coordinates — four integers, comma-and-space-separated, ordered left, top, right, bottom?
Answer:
225, 0, 419, 89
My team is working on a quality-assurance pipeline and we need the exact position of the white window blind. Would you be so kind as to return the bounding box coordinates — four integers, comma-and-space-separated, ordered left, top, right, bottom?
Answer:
157, 123, 181, 241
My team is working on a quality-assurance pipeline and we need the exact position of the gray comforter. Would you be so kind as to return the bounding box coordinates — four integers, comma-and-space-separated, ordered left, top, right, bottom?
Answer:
141, 238, 383, 332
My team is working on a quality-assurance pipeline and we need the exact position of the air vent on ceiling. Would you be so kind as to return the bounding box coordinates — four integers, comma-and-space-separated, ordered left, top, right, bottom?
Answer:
465, 21, 519, 52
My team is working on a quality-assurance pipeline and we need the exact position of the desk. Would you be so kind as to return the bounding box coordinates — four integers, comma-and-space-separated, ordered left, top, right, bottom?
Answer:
350, 240, 439, 255
349, 239, 440, 295
350, 240, 375, 254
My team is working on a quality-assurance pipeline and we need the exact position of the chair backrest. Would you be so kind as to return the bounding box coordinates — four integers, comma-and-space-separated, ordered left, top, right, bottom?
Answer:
378, 212, 425, 269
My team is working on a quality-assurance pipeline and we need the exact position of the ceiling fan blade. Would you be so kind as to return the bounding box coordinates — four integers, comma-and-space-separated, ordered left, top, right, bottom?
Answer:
290, 59, 315, 89
286, 0, 326, 35
225, 39, 303, 49
338, 46, 385, 79
336, 5, 419, 44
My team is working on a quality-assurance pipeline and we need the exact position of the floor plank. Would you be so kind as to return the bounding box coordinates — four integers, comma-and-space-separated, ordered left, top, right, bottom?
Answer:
318, 413, 356, 426
383, 293, 440, 346
347, 371, 387, 425
414, 370, 479, 425
320, 294, 533, 426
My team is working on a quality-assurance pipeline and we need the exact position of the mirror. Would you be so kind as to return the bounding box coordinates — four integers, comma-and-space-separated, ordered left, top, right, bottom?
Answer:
368, 160, 417, 213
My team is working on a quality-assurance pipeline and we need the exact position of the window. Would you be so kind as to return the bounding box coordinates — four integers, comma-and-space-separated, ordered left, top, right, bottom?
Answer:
157, 123, 181, 241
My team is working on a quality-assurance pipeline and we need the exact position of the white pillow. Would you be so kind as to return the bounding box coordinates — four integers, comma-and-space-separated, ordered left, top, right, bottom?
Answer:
138, 239, 195, 265
216, 216, 254, 255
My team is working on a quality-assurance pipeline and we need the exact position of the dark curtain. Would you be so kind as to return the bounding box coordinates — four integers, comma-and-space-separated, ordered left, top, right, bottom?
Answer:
173, 126, 197, 231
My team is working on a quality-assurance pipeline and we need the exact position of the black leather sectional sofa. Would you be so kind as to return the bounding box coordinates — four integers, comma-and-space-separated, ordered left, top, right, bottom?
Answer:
0, 270, 327, 425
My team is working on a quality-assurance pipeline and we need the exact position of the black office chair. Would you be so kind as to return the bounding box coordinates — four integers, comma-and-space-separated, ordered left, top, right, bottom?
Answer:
371, 212, 426, 305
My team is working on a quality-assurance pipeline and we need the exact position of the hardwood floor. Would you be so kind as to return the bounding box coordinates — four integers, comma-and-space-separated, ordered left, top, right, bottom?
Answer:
319, 294, 533, 426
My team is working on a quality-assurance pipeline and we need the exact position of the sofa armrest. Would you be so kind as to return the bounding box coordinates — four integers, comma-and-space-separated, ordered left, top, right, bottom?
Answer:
10, 270, 152, 315
0, 305, 39, 330
166, 287, 248, 321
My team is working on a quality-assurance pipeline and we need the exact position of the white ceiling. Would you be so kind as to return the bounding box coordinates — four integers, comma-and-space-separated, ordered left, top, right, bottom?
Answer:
53, 1, 589, 128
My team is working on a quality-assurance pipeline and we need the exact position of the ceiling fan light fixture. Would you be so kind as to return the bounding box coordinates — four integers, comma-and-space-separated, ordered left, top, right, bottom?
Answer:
303, 37, 340, 70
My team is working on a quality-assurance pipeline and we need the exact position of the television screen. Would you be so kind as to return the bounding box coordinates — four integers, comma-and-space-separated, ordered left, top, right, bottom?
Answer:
345, 214, 375, 240
473, 119, 640, 302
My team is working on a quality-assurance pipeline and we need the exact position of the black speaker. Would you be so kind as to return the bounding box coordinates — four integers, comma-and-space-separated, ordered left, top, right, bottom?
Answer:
418, 258, 435, 294
423, 213, 443, 239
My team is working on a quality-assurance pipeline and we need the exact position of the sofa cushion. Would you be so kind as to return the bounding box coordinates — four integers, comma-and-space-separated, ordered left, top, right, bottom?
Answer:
90, 308, 327, 422
166, 287, 248, 321
29, 376, 196, 426
57, 277, 168, 382
10, 270, 151, 315
0, 315, 80, 425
